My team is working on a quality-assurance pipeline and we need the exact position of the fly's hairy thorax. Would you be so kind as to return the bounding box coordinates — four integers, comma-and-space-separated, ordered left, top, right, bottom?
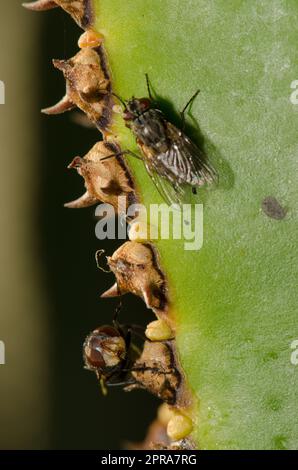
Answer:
131, 109, 169, 153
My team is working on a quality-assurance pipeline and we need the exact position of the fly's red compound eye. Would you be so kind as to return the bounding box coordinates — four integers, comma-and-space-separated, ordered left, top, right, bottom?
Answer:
84, 335, 106, 370
138, 98, 151, 110
96, 326, 121, 338
83, 326, 127, 373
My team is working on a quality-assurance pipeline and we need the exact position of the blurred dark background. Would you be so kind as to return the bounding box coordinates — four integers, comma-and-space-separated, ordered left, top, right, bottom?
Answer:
0, 1, 158, 450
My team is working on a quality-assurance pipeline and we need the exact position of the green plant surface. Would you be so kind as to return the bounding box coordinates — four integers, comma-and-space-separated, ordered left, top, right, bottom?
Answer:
95, 0, 298, 449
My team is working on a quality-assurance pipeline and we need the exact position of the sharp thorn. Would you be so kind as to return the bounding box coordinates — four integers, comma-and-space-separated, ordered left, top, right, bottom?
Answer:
22, 0, 58, 11
101, 283, 120, 299
41, 95, 75, 115
67, 156, 83, 170
142, 286, 153, 309
52, 59, 68, 72
64, 192, 97, 209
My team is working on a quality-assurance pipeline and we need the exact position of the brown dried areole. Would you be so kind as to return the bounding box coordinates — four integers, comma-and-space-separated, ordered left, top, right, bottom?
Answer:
23, 0, 94, 29
65, 141, 137, 212
126, 340, 181, 405
101, 241, 167, 312
42, 47, 113, 132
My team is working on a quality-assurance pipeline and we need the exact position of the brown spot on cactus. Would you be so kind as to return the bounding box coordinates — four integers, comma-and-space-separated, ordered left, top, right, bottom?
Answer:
23, 0, 94, 29
64, 141, 136, 213
100, 241, 167, 312
261, 196, 287, 220
126, 340, 181, 405
42, 47, 113, 132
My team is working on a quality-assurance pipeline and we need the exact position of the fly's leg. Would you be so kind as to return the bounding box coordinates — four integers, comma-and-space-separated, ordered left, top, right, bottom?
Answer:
129, 365, 176, 375
112, 301, 123, 328
101, 149, 143, 162
180, 89, 200, 130
106, 378, 137, 387
124, 149, 144, 161
111, 302, 135, 353
112, 302, 145, 353
127, 324, 146, 341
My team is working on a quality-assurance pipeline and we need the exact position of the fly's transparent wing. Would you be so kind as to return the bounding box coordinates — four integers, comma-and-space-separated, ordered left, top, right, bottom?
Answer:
144, 161, 185, 207
164, 122, 217, 187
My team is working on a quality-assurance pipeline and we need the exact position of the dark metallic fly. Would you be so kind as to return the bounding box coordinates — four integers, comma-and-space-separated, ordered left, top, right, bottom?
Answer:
83, 324, 128, 395
83, 306, 138, 395
120, 75, 217, 205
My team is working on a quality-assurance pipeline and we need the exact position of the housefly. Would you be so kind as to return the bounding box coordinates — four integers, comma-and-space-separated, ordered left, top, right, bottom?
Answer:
120, 75, 217, 205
